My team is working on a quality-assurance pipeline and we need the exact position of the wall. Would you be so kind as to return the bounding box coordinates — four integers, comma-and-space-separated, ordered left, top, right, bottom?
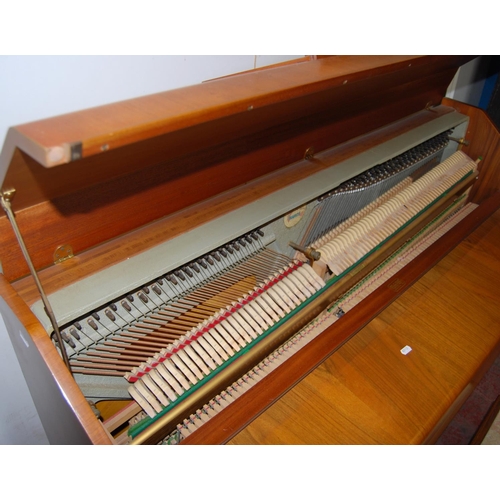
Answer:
446, 56, 498, 108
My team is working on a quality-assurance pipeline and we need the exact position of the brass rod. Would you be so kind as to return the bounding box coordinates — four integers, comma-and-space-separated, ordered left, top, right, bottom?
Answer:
0, 190, 73, 375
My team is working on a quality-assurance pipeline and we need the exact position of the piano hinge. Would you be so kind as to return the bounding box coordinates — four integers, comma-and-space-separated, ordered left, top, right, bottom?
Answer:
449, 136, 470, 148
1, 187, 16, 203
0, 188, 73, 376
54, 244, 74, 264
304, 147, 315, 160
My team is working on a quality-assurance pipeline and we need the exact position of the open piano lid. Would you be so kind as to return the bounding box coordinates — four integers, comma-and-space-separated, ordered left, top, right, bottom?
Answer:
0, 56, 472, 283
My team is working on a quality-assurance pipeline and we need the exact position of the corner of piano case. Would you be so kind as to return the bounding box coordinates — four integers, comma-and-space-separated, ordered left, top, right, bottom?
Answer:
43, 141, 83, 167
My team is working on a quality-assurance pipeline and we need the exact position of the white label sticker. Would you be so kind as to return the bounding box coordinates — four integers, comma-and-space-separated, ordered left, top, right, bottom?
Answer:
400, 345, 412, 355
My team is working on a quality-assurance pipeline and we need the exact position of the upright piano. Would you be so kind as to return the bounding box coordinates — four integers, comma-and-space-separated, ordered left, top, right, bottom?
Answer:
1, 55, 499, 445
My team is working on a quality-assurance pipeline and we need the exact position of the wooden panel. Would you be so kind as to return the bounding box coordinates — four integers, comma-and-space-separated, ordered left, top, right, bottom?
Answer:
442, 98, 500, 203
3, 56, 468, 166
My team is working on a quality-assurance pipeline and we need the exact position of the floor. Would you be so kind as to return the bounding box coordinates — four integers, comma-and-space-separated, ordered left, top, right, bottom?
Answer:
481, 400, 500, 444
436, 352, 500, 444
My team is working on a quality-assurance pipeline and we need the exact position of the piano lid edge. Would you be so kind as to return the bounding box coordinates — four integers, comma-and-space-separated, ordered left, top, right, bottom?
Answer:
3, 57, 472, 169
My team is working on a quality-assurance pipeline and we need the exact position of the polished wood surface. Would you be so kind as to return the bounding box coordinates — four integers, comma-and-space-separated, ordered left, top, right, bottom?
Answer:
227, 207, 500, 445
3, 56, 467, 167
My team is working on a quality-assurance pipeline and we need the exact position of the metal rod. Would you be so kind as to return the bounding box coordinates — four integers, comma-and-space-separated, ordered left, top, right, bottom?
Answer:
449, 136, 470, 147
0, 189, 73, 375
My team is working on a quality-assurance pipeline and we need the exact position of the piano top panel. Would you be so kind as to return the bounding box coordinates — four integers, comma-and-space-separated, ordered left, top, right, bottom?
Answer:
0, 56, 468, 168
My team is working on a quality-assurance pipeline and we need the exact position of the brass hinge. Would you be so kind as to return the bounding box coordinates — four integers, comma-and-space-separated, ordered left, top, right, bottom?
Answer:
54, 244, 74, 264
449, 136, 470, 147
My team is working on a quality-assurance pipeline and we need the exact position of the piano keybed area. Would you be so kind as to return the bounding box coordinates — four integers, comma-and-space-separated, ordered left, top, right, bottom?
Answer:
56, 130, 456, 382
151, 195, 478, 445
8, 94, 473, 443
104, 148, 476, 444
45, 131, 478, 443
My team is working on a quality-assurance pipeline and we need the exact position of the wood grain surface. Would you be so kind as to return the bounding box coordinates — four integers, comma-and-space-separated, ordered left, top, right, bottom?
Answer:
5, 56, 468, 163
227, 207, 500, 445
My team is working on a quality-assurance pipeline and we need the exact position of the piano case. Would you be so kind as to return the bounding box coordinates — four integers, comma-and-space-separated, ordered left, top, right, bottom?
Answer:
1, 55, 499, 444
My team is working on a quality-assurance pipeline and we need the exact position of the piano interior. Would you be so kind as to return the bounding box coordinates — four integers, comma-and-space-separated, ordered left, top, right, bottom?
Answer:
1, 55, 499, 445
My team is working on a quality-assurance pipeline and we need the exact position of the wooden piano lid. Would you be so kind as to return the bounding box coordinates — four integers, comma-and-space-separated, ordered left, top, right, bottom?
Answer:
0, 55, 472, 284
